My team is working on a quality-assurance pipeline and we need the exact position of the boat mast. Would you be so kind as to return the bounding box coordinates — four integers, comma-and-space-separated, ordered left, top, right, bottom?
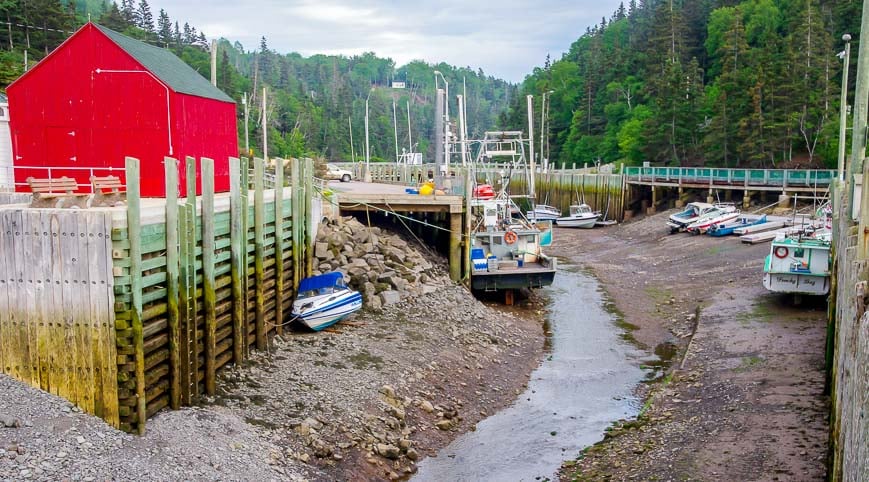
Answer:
527, 95, 535, 200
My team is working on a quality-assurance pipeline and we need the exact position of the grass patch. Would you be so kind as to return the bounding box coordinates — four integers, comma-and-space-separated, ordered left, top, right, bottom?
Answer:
735, 355, 764, 372
736, 301, 774, 325
349, 349, 384, 370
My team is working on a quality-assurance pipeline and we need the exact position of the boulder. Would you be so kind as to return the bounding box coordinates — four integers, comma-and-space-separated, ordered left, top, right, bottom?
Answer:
380, 291, 401, 306
376, 444, 401, 460
314, 242, 329, 259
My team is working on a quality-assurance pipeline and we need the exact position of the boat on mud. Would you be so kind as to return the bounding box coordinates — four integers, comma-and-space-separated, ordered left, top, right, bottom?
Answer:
468, 132, 557, 296
685, 204, 740, 234
762, 231, 831, 296
555, 204, 600, 228
707, 214, 767, 237
527, 204, 561, 222
667, 202, 717, 233
291, 272, 362, 331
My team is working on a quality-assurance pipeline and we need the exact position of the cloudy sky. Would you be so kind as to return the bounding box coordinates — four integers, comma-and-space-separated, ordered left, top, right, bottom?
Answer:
146, 0, 626, 82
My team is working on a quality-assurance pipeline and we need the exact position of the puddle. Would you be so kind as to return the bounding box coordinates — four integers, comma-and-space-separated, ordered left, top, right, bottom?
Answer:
413, 265, 647, 481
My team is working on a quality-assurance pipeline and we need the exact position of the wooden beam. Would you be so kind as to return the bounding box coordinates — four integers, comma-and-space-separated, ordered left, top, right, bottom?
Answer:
229, 157, 245, 364
273, 159, 284, 335
253, 158, 266, 350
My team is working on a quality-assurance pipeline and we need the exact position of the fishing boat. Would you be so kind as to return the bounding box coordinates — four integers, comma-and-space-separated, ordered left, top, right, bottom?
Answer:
667, 202, 716, 233
526, 204, 561, 222
468, 132, 556, 299
684, 204, 740, 234
762, 232, 831, 295
555, 204, 600, 228
291, 272, 363, 331
707, 215, 767, 237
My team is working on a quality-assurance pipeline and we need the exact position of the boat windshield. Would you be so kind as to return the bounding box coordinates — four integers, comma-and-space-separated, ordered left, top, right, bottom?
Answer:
297, 284, 345, 299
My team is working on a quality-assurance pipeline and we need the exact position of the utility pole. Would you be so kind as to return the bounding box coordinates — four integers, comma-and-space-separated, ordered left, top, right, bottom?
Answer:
838, 34, 852, 182
243, 92, 250, 155
210, 39, 217, 87
349, 116, 355, 163
458, 95, 468, 166
392, 100, 399, 163
527, 95, 536, 199
407, 101, 413, 156
364, 96, 371, 182
540, 92, 546, 171
262, 87, 267, 161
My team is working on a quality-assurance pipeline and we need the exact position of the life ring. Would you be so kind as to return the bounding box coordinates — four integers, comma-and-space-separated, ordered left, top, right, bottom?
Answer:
774, 246, 789, 259
504, 230, 518, 245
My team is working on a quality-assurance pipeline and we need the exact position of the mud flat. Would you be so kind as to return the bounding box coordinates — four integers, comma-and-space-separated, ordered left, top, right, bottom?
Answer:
553, 210, 829, 481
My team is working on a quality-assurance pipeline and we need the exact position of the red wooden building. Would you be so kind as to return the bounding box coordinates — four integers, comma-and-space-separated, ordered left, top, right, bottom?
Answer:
6, 23, 237, 197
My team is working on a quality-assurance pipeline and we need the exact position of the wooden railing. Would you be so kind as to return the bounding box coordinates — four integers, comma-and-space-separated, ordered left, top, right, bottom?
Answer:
624, 167, 837, 188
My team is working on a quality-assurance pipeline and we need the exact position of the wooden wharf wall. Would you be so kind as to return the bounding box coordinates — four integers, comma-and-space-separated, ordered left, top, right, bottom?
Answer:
0, 156, 314, 434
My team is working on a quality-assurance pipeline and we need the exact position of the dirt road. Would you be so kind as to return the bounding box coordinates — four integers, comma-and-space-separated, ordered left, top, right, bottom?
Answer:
552, 211, 829, 480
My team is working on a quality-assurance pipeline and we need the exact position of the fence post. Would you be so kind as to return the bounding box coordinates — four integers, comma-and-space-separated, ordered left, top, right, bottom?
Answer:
229, 158, 245, 364
274, 159, 285, 335
253, 158, 266, 350
304, 158, 314, 277
124, 157, 146, 435
201, 158, 217, 395
291, 159, 301, 290
163, 157, 181, 410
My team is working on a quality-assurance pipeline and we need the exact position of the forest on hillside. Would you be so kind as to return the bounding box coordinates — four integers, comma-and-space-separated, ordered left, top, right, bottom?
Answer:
505, 0, 863, 169
0, 0, 514, 162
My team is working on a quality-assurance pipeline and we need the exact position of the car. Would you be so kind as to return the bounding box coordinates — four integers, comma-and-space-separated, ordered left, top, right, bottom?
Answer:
326, 164, 353, 182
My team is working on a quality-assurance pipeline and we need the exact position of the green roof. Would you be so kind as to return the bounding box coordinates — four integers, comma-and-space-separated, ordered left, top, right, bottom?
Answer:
95, 24, 234, 103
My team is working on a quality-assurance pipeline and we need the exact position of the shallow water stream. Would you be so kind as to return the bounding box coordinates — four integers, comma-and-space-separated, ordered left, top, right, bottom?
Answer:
414, 265, 647, 482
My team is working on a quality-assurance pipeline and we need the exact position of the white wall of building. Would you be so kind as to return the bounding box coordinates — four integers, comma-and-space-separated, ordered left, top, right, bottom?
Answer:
0, 99, 12, 191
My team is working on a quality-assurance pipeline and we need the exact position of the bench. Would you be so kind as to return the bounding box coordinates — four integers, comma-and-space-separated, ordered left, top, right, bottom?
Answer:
89, 175, 126, 207
27, 176, 89, 208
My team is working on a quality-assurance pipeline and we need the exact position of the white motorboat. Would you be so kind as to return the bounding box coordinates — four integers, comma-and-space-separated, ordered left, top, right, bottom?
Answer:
667, 202, 715, 233
685, 205, 740, 234
555, 204, 600, 228
526, 204, 561, 222
291, 272, 362, 331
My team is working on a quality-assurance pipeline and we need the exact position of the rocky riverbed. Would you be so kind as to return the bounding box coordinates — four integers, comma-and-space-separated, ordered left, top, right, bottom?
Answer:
0, 215, 546, 481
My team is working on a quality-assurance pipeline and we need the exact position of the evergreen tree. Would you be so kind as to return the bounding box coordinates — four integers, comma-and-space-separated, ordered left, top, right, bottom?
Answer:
156, 8, 170, 45
136, 0, 153, 33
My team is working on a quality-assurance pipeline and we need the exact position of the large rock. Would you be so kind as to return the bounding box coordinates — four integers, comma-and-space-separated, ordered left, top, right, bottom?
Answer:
380, 291, 401, 306
314, 242, 329, 259
376, 444, 401, 460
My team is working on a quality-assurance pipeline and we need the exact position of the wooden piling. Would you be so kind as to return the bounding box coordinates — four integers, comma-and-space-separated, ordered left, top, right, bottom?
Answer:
164, 157, 181, 409
201, 158, 217, 395
125, 157, 146, 435
253, 158, 266, 350
274, 158, 284, 335
229, 157, 245, 364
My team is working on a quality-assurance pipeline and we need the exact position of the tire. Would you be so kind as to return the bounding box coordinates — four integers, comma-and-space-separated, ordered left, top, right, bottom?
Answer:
341, 174, 351, 182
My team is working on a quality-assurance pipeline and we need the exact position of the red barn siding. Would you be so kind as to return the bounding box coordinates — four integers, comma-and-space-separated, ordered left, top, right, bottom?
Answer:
7, 23, 237, 197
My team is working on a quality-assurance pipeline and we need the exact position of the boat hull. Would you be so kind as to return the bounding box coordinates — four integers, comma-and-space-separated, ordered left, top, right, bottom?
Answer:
471, 266, 556, 291
763, 272, 829, 295
555, 216, 598, 228
292, 291, 363, 331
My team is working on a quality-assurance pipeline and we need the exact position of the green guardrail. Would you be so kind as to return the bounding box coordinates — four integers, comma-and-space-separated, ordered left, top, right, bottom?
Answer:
624, 167, 836, 186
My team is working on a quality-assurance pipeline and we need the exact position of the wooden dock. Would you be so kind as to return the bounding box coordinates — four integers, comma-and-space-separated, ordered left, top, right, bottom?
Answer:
0, 156, 314, 433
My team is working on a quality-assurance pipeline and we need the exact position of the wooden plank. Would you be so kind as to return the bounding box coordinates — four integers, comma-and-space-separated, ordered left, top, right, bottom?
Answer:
0, 211, 9, 375
86, 212, 107, 417
185, 156, 198, 400
30, 212, 49, 392
125, 157, 147, 435
274, 161, 284, 335
178, 204, 192, 405
44, 211, 63, 397
253, 158, 266, 350
164, 157, 181, 409
58, 211, 79, 406
21, 211, 37, 387
241, 157, 249, 358
75, 212, 97, 415
201, 157, 217, 395
98, 211, 120, 427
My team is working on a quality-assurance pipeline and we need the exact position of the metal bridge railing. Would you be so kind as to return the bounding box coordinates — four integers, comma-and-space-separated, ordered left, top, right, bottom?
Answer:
623, 166, 836, 187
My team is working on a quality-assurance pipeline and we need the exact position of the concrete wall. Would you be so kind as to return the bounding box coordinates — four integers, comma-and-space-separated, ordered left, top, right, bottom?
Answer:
831, 187, 869, 482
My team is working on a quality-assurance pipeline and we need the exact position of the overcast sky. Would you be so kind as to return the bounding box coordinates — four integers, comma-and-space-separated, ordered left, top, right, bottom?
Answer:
146, 0, 626, 82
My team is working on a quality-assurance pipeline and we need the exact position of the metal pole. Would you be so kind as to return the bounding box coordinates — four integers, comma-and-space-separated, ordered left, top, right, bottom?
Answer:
392, 100, 399, 163
839, 34, 852, 182
540, 92, 546, 170
210, 39, 217, 87
262, 87, 267, 160
458, 95, 468, 166
527, 95, 536, 199
434, 88, 444, 177
243, 92, 249, 156
364, 98, 371, 182
407, 101, 413, 156
349, 116, 355, 163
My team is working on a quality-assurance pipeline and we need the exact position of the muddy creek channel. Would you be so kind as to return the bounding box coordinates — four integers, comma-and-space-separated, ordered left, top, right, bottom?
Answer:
414, 265, 651, 481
